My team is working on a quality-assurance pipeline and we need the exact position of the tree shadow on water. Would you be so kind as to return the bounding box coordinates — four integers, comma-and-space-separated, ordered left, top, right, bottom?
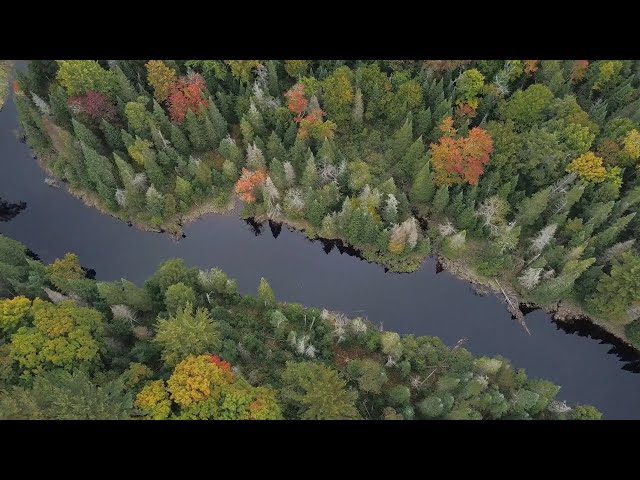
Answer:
0, 197, 26, 222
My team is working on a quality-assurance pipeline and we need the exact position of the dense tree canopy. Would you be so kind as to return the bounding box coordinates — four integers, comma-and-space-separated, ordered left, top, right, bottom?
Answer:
14, 58, 640, 349
0, 240, 599, 420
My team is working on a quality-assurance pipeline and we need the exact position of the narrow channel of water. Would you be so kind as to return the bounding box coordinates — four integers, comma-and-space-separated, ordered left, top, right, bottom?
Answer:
1, 72, 638, 418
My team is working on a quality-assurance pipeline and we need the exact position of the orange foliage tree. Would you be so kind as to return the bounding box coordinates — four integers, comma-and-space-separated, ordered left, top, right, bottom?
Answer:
284, 83, 308, 122
298, 108, 336, 140
430, 117, 493, 187
235, 168, 267, 202
572, 60, 589, 83
524, 60, 539, 75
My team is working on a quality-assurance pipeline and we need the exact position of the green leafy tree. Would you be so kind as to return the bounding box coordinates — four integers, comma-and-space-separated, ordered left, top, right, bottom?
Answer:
280, 362, 360, 420
499, 84, 554, 130
589, 253, 640, 323
10, 299, 104, 376
321, 66, 354, 127
164, 282, 197, 314
56, 60, 117, 97
154, 304, 221, 367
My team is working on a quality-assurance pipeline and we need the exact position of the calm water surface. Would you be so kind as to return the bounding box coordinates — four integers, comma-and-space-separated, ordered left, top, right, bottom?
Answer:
1, 67, 638, 418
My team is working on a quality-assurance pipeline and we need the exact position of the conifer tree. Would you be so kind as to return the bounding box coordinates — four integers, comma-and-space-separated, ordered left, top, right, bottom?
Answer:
432, 186, 450, 215
170, 123, 191, 156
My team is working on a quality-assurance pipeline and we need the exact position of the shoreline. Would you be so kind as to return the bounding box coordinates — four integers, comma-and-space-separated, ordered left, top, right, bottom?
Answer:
29, 148, 640, 354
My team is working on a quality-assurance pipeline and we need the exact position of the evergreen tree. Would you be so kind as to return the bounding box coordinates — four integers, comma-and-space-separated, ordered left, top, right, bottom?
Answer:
72, 118, 104, 154
146, 185, 165, 221
101, 119, 125, 152
400, 136, 426, 182
80, 143, 116, 188
410, 164, 435, 206
170, 124, 191, 156
531, 258, 595, 305
184, 110, 208, 151
269, 158, 287, 191
175, 176, 194, 209
589, 253, 640, 323
390, 118, 414, 163
218, 136, 243, 164
432, 186, 450, 215
515, 188, 551, 229
258, 277, 276, 307
266, 131, 288, 166
144, 155, 166, 191
301, 154, 318, 189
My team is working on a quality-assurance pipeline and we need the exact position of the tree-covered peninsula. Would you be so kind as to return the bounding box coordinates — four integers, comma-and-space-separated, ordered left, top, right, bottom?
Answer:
14, 60, 640, 348
0, 234, 600, 419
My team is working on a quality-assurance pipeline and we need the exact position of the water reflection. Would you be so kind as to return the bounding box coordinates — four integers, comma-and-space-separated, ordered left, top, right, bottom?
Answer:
0, 197, 26, 222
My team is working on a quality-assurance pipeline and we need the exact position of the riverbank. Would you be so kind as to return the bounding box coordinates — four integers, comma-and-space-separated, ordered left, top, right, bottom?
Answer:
0, 60, 14, 110
436, 253, 634, 351
251, 212, 429, 273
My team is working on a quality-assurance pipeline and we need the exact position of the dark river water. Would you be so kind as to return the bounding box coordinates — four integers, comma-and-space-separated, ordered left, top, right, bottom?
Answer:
1, 68, 639, 419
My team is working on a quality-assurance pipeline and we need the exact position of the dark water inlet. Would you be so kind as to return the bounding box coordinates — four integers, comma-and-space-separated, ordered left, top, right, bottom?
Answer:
1, 65, 639, 419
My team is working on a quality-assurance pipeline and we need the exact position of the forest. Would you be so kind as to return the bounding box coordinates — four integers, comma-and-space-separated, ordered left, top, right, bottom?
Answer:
0, 234, 601, 419
12, 60, 640, 350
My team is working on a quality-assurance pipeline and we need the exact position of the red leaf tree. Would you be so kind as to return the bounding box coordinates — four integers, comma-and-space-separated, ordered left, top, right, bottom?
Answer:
430, 117, 493, 187
68, 90, 116, 121
168, 73, 209, 124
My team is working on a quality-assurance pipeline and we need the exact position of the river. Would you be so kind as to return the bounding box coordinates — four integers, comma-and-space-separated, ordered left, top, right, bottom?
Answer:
1, 68, 639, 419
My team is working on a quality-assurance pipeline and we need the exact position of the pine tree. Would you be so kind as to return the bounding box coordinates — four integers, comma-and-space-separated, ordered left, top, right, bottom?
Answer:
218, 136, 242, 164
515, 188, 550, 229
414, 107, 433, 139
267, 60, 280, 97
152, 99, 173, 136
80, 143, 116, 188
170, 124, 191, 156
114, 153, 135, 187
266, 131, 288, 166
121, 129, 135, 149
221, 160, 238, 184
390, 118, 414, 163
146, 185, 165, 221
410, 163, 435, 206
283, 121, 298, 148
301, 154, 318, 189
246, 143, 266, 170
101, 119, 125, 152
258, 277, 276, 307
48, 86, 73, 132
531, 258, 595, 305
164, 194, 177, 220
319, 214, 338, 238
347, 208, 366, 244
113, 64, 138, 103
144, 154, 166, 191
207, 100, 227, 143
305, 198, 326, 228
247, 101, 266, 138
202, 115, 220, 150
184, 110, 208, 151
269, 158, 287, 191
353, 87, 364, 126
382, 194, 399, 225
239, 116, 254, 146
175, 176, 194, 209
72, 118, 104, 154
589, 253, 640, 323
588, 213, 636, 255
432, 186, 450, 215
400, 136, 426, 182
